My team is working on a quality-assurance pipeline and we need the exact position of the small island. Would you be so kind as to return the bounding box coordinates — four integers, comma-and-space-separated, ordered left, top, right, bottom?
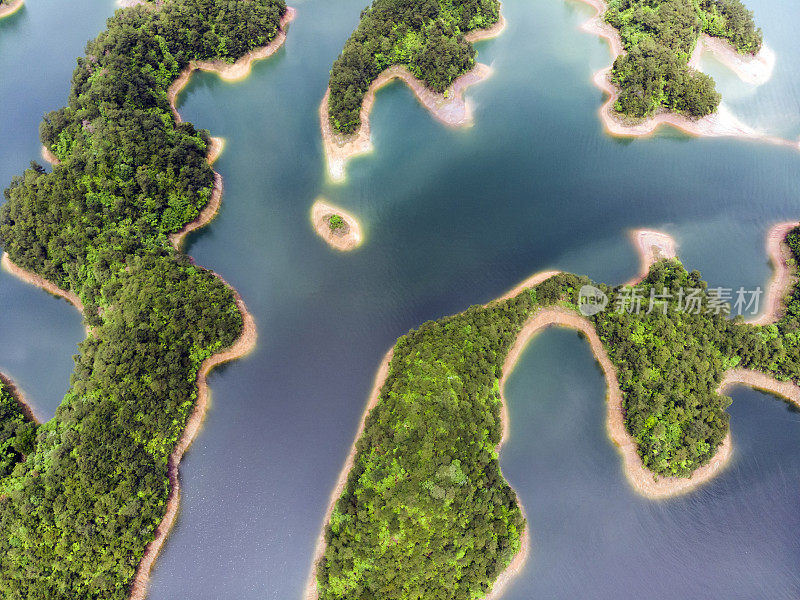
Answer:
306, 223, 800, 599
580, 0, 788, 142
311, 199, 363, 251
321, 0, 506, 181
0, 0, 24, 19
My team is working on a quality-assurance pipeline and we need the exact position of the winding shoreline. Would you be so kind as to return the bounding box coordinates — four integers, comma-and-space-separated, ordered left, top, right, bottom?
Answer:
3, 17, 282, 596
127, 17, 285, 597
321, 14, 506, 182
310, 198, 364, 251
0, 372, 38, 425
575, 0, 795, 148
1, 253, 84, 313
748, 221, 797, 326
0, 0, 24, 19
166, 7, 295, 124
306, 224, 800, 599
128, 276, 257, 600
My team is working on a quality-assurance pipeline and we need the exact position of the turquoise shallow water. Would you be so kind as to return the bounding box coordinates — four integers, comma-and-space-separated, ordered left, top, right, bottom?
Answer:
1, 0, 799, 597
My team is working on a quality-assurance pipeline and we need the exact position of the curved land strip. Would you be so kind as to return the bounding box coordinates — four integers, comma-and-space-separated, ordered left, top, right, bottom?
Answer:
321, 13, 506, 182
7, 134, 259, 600
0, 1, 287, 597
308, 223, 800, 598
130, 83, 259, 599
577, 0, 796, 149
310, 198, 363, 251
748, 221, 797, 326
1, 252, 83, 312
321, 62, 493, 182
129, 278, 256, 600
166, 6, 295, 125
504, 306, 733, 500
0, 0, 23, 19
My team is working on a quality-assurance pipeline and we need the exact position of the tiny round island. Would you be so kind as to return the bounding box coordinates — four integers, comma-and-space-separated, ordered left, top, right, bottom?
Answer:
310, 198, 363, 251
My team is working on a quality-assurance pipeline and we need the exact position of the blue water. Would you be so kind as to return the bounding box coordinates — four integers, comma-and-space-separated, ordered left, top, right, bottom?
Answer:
0, 0, 799, 597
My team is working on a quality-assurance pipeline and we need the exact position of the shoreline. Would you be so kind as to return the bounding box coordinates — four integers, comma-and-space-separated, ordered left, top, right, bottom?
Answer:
321, 13, 506, 182
41, 145, 60, 166
626, 228, 677, 285
129, 30, 271, 595
304, 224, 800, 598
6, 18, 278, 596
500, 306, 735, 501
166, 7, 295, 123
303, 347, 395, 600
1, 253, 84, 313
309, 198, 363, 251
748, 221, 797, 326
575, 0, 796, 148
0, 372, 39, 425
127, 274, 257, 600
0, 0, 24, 19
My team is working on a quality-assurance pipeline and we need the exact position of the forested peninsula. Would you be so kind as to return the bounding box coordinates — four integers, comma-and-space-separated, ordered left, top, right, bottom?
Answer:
0, 0, 288, 597
600, 0, 763, 119
307, 224, 800, 600
321, 0, 504, 180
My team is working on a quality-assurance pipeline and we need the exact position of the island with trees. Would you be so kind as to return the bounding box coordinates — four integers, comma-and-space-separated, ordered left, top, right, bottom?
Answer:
306, 223, 800, 599
320, 0, 506, 181
0, 0, 291, 597
311, 199, 363, 251
580, 0, 778, 139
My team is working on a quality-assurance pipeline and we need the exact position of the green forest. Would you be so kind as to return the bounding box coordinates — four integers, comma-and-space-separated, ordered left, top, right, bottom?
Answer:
316, 236, 800, 599
326, 0, 500, 134
0, 382, 34, 480
604, 0, 762, 118
0, 0, 285, 597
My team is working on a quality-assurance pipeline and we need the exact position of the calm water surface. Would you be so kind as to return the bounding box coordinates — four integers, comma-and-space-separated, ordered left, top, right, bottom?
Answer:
0, 0, 799, 597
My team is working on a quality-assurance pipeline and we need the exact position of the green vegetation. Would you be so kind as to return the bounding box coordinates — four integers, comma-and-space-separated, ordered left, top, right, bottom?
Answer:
327, 0, 499, 134
0, 0, 285, 597
604, 0, 762, 118
328, 214, 346, 231
316, 242, 800, 598
0, 382, 35, 480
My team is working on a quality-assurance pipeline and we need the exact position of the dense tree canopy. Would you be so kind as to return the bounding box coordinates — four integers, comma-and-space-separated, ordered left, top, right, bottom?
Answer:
0, 0, 285, 597
0, 383, 34, 480
317, 238, 800, 598
327, 0, 499, 134
605, 0, 761, 118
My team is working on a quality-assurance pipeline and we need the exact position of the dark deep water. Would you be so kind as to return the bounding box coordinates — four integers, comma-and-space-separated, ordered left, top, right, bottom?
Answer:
1, 0, 799, 597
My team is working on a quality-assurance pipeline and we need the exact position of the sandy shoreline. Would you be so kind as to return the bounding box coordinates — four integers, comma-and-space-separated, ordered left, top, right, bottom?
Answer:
0, 372, 39, 424
310, 198, 363, 251
0, 0, 23, 19
626, 228, 677, 285
167, 7, 295, 123
748, 221, 797, 326
40, 145, 60, 166
129, 32, 272, 595
127, 274, 257, 600
303, 347, 394, 600
321, 14, 505, 182
2, 253, 84, 312
575, 0, 795, 148
304, 224, 800, 598
4, 13, 280, 596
